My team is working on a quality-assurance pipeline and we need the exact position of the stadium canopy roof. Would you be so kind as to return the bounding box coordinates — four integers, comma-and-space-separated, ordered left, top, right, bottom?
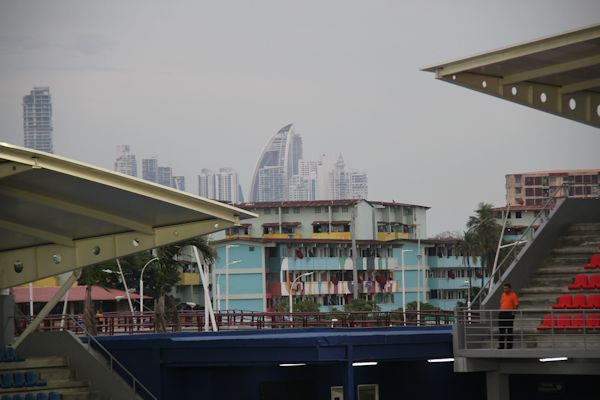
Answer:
0, 143, 257, 290
423, 24, 600, 129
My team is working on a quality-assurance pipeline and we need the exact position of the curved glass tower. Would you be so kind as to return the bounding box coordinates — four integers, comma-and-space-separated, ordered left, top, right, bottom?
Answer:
249, 124, 303, 202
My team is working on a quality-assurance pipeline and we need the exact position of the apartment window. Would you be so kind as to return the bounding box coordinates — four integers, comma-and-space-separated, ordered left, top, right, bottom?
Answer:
293, 207, 300, 214
314, 207, 322, 213
542, 176, 549, 186
514, 176, 521, 184
525, 177, 534, 185
534, 188, 543, 196
249, 246, 255, 252
282, 208, 289, 214
575, 186, 583, 195
515, 188, 522, 195
575, 175, 583, 184
515, 211, 522, 219
341, 207, 348, 212
591, 175, 598, 184
534, 176, 542, 185
584, 186, 591, 195
331, 206, 339, 213
264, 209, 271, 215
583, 175, 592, 184
526, 199, 535, 206
525, 188, 534, 196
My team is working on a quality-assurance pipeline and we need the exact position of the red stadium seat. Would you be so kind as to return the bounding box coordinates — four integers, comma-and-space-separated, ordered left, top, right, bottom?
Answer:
573, 294, 589, 309
569, 314, 585, 330
568, 274, 591, 290
552, 294, 572, 309
555, 314, 572, 329
589, 274, 600, 289
584, 254, 600, 270
585, 314, 600, 330
537, 314, 555, 331
587, 294, 600, 309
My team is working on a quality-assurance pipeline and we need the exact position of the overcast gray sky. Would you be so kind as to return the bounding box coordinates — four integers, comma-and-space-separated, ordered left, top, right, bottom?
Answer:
1, 1, 599, 236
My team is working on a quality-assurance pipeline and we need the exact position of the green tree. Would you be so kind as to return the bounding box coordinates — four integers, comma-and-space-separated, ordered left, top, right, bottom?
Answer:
276, 299, 321, 313
77, 265, 114, 335
404, 301, 440, 312
466, 203, 502, 283
153, 237, 216, 332
344, 298, 380, 312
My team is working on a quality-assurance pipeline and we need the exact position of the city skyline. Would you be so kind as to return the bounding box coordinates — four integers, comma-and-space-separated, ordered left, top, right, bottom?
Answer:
1, 2, 599, 235
22, 87, 53, 153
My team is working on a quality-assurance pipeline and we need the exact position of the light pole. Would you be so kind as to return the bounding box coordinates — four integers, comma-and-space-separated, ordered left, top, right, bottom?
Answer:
102, 267, 134, 314
400, 249, 413, 326
463, 279, 472, 323
225, 245, 239, 311
139, 257, 159, 314
289, 272, 314, 316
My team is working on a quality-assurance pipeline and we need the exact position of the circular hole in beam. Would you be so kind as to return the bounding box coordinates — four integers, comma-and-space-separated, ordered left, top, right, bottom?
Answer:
597, 104, 600, 117
132, 238, 140, 247
540, 93, 547, 103
482, 80, 487, 88
14, 261, 24, 273
511, 87, 518, 96
92, 246, 101, 256
569, 98, 577, 110
52, 254, 62, 264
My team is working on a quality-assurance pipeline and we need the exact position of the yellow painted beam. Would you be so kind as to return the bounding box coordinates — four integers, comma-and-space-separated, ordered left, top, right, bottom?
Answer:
502, 54, 600, 85
0, 218, 233, 289
1, 186, 155, 235
0, 219, 74, 247
0, 162, 31, 180
560, 78, 600, 94
430, 25, 600, 78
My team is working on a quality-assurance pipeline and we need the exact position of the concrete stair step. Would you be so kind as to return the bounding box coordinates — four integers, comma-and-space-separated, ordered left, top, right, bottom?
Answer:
542, 256, 590, 266
0, 357, 68, 371
557, 235, 600, 247
565, 223, 600, 233
537, 265, 588, 274
552, 246, 599, 255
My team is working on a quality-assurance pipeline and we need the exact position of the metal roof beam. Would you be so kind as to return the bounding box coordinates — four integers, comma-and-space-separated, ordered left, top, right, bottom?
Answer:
0, 218, 233, 289
0, 219, 74, 247
560, 78, 600, 94
0, 162, 31, 180
431, 25, 600, 78
1, 186, 155, 235
502, 54, 600, 85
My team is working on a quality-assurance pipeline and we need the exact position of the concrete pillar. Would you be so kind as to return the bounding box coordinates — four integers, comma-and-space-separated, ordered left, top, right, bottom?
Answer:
344, 345, 355, 400
0, 294, 15, 348
486, 371, 509, 400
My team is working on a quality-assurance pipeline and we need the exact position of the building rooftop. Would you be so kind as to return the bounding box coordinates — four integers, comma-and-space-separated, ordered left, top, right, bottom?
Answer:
237, 199, 430, 209
507, 169, 600, 176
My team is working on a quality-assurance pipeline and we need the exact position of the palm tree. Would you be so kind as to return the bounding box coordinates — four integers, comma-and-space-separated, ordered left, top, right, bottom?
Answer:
152, 237, 216, 332
77, 265, 114, 335
466, 202, 502, 285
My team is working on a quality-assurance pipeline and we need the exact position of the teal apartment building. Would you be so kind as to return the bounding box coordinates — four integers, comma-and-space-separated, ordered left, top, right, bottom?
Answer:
205, 200, 483, 312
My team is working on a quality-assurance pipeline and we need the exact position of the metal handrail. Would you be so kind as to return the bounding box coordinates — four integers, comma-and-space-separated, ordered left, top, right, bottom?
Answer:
470, 184, 569, 307
65, 315, 158, 400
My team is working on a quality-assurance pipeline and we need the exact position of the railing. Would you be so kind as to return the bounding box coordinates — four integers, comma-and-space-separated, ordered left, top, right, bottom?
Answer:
64, 315, 158, 400
16, 310, 457, 335
454, 308, 600, 354
470, 184, 568, 307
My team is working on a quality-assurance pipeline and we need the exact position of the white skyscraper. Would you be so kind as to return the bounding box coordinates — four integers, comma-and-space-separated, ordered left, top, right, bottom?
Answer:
114, 145, 138, 177
249, 124, 303, 202
142, 158, 159, 183
216, 167, 239, 203
328, 154, 368, 200
199, 167, 240, 203
23, 87, 53, 153
199, 169, 216, 199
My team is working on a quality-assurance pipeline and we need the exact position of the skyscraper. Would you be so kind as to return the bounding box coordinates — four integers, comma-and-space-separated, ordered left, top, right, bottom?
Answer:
142, 158, 159, 183
23, 87, 53, 153
249, 124, 303, 202
216, 167, 239, 203
114, 145, 138, 177
172, 176, 186, 191
199, 167, 240, 203
199, 169, 216, 199
328, 154, 368, 200
157, 166, 173, 188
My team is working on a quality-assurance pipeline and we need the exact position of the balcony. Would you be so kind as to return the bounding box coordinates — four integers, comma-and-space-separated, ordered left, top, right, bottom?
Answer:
283, 257, 352, 271
377, 232, 409, 241
263, 233, 302, 239
177, 272, 200, 286
225, 233, 250, 240
311, 232, 352, 240
281, 280, 398, 296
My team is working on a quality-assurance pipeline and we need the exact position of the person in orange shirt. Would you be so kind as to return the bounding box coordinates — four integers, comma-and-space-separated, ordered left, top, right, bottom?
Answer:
498, 283, 519, 349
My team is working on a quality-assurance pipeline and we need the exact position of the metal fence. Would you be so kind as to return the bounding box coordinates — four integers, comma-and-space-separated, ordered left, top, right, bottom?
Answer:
16, 310, 457, 335
454, 308, 600, 353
